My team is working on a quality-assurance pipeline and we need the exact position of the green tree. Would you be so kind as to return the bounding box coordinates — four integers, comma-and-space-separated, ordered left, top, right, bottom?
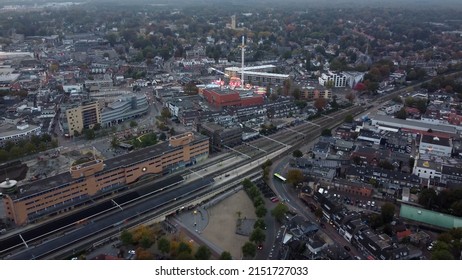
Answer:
292, 150, 303, 158
177, 242, 192, 255
9, 146, 23, 158
250, 228, 266, 244
344, 114, 354, 123
161, 107, 172, 120
0, 149, 8, 162
418, 188, 437, 209
431, 250, 454, 260
83, 128, 95, 140
120, 230, 134, 245
379, 160, 395, 170
139, 235, 154, 249
271, 203, 289, 222
157, 237, 170, 255
255, 205, 267, 218
242, 242, 257, 258
321, 128, 332, 137
93, 123, 101, 130
194, 245, 212, 260
395, 107, 407, 120
219, 251, 232, 260
253, 219, 266, 230
110, 136, 120, 149
24, 142, 36, 154
242, 178, 254, 189
286, 169, 304, 187
130, 120, 138, 128
381, 202, 395, 224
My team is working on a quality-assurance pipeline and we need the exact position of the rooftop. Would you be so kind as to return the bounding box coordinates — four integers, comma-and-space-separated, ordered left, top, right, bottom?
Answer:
421, 134, 451, 147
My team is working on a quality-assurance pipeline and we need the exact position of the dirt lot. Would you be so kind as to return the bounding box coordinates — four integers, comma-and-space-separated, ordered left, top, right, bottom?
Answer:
201, 190, 256, 259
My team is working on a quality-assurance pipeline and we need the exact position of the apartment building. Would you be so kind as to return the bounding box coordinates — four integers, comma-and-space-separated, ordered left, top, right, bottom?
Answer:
65, 101, 101, 136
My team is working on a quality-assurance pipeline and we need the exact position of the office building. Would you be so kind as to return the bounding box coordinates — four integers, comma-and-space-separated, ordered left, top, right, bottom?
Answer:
65, 101, 101, 136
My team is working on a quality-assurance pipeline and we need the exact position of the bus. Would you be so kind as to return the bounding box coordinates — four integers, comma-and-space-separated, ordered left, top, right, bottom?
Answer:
274, 173, 286, 182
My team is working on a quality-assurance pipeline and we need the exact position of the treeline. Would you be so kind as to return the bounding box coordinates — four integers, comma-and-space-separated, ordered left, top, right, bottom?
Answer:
0, 134, 58, 163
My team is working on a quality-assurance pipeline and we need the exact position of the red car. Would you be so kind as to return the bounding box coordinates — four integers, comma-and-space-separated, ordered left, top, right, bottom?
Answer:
270, 197, 280, 203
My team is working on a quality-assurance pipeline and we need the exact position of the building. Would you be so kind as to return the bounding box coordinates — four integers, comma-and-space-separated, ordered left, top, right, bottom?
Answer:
301, 86, 332, 101
357, 129, 382, 145
371, 114, 459, 136
352, 228, 392, 260
197, 122, 242, 152
412, 159, 442, 180
224, 65, 290, 86
65, 101, 101, 136
419, 135, 452, 157
202, 88, 264, 108
0, 122, 41, 147
0, 67, 21, 91
100, 94, 149, 127
440, 165, 462, 187
2, 132, 209, 225
318, 71, 346, 88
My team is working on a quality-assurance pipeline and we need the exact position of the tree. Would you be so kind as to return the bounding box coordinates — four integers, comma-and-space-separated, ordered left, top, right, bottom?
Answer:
379, 160, 395, 170
157, 237, 170, 255
314, 97, 327, 112
161, 107, 172, 120
110, 136, 120, 149
381, 202, 395, 224
314, 207, 323, 220
0, 150, 8, 162
394, 107, 407, 119
418, 188, 437, 209
120, 230, 133, 245
177, 241, 192, 255
271, 203, 289, 222
83, 128, 95, 140
242, 178, 254, 189
431, 249, 454, 260
219, 251, 232, 260
130, 120, 138, 128
254, 219, 266, 230
345, 92, 355, 103
292, 150, 303, 158
286, 169, 304, 187
321, 128, 332, 137
159, 132, 167, 141
255, 205, 267, 218
93, 123, 101, 131
344, 114, 354, 123
194, 245, 212, 260
135, 248, 153, 260
250, 228, 266, 244
242, 242, 257, 258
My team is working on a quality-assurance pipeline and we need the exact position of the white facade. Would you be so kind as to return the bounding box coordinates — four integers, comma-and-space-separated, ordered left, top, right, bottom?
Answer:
413, 160, 441, 180
318, 71, 347, 87
419, 136, 452, 157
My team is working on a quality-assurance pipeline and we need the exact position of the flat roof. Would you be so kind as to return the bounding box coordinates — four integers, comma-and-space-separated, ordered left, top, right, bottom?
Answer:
421, 134, 451, 147
371, 114, 457, 134
225, 65, 276, 71
15, 134, 208, 200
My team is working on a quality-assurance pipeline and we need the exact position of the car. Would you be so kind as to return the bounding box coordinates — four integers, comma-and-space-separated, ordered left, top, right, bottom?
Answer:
354, 256, 362, 260
270, 197, 280, 203
257, 244, 263, 250
427, 245, 433, 251
344, 245, 351, 252
367, 201, 371, 206
128, 250, 136, 254
371, 201, 376, 207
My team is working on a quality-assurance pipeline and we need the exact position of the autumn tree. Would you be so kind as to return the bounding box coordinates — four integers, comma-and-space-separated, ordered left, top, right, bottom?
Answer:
286, 169, 304, 187
314, 97, 327, 112
120, 229, 133, 245
345, 92, 355, 103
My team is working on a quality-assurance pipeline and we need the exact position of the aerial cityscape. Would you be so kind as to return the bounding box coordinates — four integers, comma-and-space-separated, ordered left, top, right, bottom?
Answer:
1, 0, 462, 261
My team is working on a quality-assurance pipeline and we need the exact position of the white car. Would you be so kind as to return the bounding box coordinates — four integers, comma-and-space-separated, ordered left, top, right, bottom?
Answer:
371, 201, 376, 207
128, 250, 136, 255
